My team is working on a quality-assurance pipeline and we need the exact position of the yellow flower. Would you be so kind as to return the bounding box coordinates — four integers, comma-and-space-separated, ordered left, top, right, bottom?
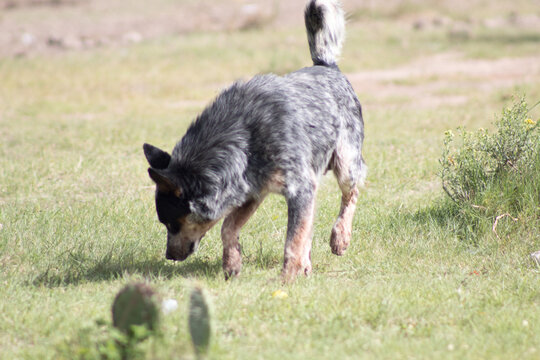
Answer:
272, 290, 288, 299
447, 156, 455, 166
524, 118, 536, 125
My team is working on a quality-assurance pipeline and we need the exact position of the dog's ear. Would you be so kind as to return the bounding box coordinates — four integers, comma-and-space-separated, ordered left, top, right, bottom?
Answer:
143, 143, 171, 170
148, 168, 182, 197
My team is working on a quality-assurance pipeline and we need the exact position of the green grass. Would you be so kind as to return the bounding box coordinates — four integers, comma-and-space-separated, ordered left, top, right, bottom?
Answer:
1, 4, 540, 359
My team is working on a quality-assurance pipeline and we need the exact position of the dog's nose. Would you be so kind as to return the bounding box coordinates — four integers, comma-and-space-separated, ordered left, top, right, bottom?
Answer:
166, 247, 190, 261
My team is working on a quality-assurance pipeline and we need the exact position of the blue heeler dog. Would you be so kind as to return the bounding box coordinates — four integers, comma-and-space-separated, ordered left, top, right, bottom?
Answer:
143, 0, 366, 281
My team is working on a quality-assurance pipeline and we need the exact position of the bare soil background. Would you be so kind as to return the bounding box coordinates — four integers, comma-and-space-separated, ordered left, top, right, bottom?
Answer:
2, 0, 540, 57
1, 0, 302, 56
2, 0, 539, 111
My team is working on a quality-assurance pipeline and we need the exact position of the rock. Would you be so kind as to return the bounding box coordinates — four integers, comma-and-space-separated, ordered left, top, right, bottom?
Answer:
21, 32, 35, 46
47, 36, 64, 48
413, 20, 424, 30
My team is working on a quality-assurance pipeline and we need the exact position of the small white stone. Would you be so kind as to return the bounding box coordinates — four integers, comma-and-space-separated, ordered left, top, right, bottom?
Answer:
21, 33, 35, 46
161, 298, 178, 314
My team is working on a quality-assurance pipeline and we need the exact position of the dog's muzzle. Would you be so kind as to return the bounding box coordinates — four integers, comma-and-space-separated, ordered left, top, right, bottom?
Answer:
165, 239, 199, 261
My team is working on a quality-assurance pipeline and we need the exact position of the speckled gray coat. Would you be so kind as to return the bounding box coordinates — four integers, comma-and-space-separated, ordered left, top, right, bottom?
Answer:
144, 0, 366, 280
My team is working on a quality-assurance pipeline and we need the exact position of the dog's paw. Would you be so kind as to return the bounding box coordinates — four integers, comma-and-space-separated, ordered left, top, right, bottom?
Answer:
223, 257, 242, 280
223, 266, 241, 280
330, 225, 351, 256
281, 257, 311, 282
223, 245, 242, 280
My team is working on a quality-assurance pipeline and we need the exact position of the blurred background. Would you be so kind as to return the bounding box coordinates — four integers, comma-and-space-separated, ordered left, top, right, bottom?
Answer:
1, 0, 540, 58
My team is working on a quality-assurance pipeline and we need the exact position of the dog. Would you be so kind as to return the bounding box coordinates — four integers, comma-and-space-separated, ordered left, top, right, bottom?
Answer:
143, 0, 366, 281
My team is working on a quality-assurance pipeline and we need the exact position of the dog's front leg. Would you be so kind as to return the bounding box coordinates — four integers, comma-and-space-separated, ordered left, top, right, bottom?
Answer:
221, 198, 262, 280
282, 186, 316, 282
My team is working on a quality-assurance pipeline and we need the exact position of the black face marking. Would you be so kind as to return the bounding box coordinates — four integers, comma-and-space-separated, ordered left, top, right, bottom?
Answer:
155, 191, 191, 234
166, 222, 180, 234
148, 168, 180, 195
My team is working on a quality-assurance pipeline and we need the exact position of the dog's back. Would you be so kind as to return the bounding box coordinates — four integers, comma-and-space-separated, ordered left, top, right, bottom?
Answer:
172, 0, 365, 214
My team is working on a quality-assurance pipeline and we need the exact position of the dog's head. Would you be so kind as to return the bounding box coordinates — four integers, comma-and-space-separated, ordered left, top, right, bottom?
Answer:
143, 143, 217, 261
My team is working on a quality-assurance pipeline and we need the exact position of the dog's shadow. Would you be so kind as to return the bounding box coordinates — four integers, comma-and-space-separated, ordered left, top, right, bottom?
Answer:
33, 256, 224, 288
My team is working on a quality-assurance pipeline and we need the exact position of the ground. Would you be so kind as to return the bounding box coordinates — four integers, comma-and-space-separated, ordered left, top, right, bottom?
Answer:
0, 0, 539, 359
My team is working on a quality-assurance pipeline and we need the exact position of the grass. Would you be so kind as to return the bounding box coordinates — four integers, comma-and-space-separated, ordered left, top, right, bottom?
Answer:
1, 2, 540, 359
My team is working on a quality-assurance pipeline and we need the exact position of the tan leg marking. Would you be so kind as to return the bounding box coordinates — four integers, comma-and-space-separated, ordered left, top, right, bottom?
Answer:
264, 169, 286, 194
330, 141, 360, 256
282, 193, 316, 282
330, 186, 358, 255
221, 198, 262, 279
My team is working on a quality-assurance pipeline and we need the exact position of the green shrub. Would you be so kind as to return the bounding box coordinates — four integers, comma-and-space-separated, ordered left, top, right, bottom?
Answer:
440, 98, 539, 203
438, 97, 539, 240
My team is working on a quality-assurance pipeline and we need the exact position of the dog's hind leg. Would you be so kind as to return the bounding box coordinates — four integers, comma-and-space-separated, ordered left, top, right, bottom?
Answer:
330, 144, 363, 256
282, 180, 317, 282
330, 185, 358, 255
221, 198, 263, 280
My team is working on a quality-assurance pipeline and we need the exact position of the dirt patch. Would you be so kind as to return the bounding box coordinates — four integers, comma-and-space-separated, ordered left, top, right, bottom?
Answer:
0, 0, 298, 57
1, 0, 539, 110
1, 0, 82, 9
349, 53, 540, 108
3, 0, 539, 58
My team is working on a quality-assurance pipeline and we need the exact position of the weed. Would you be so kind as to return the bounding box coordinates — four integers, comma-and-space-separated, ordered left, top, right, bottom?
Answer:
439, 97, 539, 240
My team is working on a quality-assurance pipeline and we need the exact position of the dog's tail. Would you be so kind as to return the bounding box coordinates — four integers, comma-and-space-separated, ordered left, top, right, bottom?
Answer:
304, 0, 345, 67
